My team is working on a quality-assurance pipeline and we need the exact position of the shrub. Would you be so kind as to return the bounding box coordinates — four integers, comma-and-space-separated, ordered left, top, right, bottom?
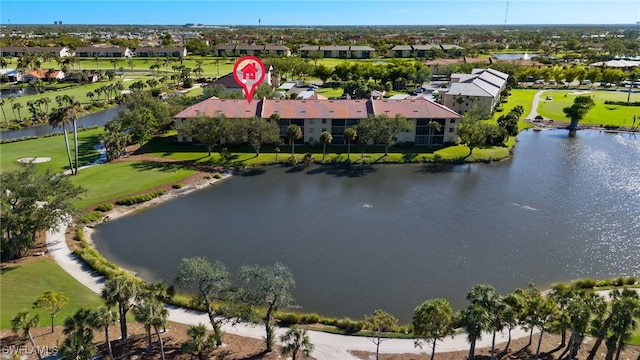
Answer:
625, 276, 637, 285
95, 203, 113, 212
336, 318, 363, 333
78, 211, 104, 224
213, 173, 222, 179
115, 190, 165, 206
172, 183, 183, 189
203, 174, 212, 180
495, 107, 504, 112
277, 312, 301, 325
604, 100, 640, 107
573, 278, 597, 289
300, 313, 321, 324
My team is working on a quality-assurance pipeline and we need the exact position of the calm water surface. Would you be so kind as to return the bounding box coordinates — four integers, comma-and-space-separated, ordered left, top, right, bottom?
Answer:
93, 130, 640, 323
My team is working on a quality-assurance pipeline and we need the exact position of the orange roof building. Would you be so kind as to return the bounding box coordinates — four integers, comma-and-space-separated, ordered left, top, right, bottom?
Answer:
175, 97, 460, 146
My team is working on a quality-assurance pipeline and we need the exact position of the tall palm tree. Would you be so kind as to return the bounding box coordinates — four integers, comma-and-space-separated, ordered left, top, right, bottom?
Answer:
343, 127, 357, 161
12, 102, 23, 122
287, 124, 302, 158
64, 95, 82, 174
460, 303, 489, 360
11, 311, 42, 360
102, 275, 139, 340
49, 107, 74, 174
134, 297, 168, 360
0, 98, 6, 121
319, 131, 333, 162
90, 306, 118, 359
280, 326, 314, 360
427, 120, 441, 145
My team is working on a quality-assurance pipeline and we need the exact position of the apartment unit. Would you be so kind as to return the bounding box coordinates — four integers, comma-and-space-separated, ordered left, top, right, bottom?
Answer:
175, 97, 460, 146
440, 68, 508, 117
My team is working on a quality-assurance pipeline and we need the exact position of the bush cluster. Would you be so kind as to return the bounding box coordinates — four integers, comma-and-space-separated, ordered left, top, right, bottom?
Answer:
497, 105, 524, 136
78, 211, 104, 224
213, 173, 222, 179
115, 190, 165, 206
172, 183, 183, 189
95, 203, 113, 212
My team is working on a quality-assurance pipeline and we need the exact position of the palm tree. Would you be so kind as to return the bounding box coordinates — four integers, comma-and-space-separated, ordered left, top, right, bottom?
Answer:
280, 326, 314, 360
427, 120, 441, 145
467, 284, 504, 360
86, 91, 95, 102
61, 308, 97, 360
319, 131, 333, 162
11, 311, 42, 360
460, 303, 489, 360
49, 107, 75, 174
12, 102, 23, 122
608, 288, 640, 360
287, 124, 302, 158
102, 275, 139, 340
0, 98, 7, 121
90, 306, 118, 359
182, 323, 216, 360
134, 297, 168, 360
344, 127, 357, 161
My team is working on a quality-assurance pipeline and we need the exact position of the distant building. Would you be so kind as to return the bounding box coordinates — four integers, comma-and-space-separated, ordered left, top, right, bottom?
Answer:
74, 47, 132, 58
1, 46, 71, 58
134, 47, 187, 58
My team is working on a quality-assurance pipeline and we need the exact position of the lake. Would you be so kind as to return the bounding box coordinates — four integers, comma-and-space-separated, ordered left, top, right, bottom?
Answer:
92, 129, 640, 323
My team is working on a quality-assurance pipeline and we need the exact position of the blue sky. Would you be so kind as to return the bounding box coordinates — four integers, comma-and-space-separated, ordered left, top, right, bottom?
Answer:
2, 1, 639, 26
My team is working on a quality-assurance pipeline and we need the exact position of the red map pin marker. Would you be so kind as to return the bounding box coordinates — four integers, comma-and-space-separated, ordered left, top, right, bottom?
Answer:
233, 56, 266, 104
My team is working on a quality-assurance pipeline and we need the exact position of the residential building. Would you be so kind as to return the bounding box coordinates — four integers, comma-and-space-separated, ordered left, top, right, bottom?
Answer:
74, 47, 132, 58
390, 45, 413, 58
213, 44, 291, 57
349, 46, 375, 59
1, 46, 71, 58
175, 97, 460, 145
440, 68, 508, 117
21, 69, 65, 82
134, 47, 187, 58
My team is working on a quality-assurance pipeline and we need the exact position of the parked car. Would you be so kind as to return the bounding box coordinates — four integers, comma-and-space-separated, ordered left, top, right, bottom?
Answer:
534, 80, 545, 85
549, 80, 556, 85
581, 80, 591, 85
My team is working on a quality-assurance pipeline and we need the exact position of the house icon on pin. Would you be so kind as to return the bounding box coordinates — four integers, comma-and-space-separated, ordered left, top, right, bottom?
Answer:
240, 62, 258, 81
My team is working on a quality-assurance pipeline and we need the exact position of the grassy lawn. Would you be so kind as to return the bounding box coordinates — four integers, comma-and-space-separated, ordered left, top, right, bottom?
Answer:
71, 161, 196, 209
316, 87, 344, 98
0, 128, 103, 173
490, 89, 537, 131
0, 258, 104, 329
537, 90, 640, 128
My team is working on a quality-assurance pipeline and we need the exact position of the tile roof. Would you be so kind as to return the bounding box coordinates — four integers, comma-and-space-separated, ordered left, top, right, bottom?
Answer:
391, 45, 413, 50
175, 98, 460, 121
263, 99, 370, 119
174, 97, 259, 119
413, 44, 440, 50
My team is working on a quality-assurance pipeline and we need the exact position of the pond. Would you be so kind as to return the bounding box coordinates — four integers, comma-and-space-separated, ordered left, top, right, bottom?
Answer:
92, 130, 640, 323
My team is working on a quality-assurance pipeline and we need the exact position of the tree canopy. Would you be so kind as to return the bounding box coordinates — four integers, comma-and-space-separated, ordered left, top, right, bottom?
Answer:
1, 162, 85, 260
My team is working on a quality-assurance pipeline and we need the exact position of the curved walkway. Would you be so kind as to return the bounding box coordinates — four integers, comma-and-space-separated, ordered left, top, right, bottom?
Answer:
526, 90, 545, 121
47, 226, 534, 359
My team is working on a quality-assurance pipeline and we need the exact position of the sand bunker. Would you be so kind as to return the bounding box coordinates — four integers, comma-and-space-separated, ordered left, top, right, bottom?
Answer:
17, 157, 52, 164
570, 91, 591, 95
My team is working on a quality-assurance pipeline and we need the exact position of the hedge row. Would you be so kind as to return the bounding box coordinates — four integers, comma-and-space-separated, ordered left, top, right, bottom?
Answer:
115, 190, 165, 206
72, 228, 126, 279
604, 100, 640, 107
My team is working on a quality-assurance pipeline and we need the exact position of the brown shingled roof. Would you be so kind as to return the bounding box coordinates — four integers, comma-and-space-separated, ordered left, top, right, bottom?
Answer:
174, 97, 259, 119
262, 99, 370, 119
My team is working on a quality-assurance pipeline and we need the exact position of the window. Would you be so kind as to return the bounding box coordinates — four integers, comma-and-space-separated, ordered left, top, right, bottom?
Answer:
309, 137, 314, 143
322, 119, 327, 124
449, 128, 455, 133
309, 119, 315, 125
309, 128, 314, 133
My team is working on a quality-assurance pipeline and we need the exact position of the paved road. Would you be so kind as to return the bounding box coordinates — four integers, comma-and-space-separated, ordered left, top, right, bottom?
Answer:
46, 224, 539, 359
526, 90, 545, 120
